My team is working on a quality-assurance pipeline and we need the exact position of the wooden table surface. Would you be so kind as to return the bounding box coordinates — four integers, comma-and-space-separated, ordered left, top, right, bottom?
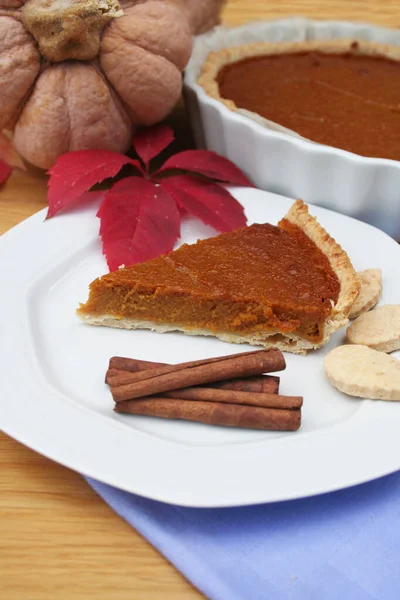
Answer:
1, 2, 398, 598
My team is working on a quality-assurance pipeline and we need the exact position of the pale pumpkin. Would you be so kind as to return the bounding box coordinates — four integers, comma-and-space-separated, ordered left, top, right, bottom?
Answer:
0, 0, 224, 169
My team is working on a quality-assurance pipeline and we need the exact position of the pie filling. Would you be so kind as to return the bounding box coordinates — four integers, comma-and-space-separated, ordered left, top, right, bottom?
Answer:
216, 51, 400, 161
78, 220, 340, 344
79, 285, 332, 341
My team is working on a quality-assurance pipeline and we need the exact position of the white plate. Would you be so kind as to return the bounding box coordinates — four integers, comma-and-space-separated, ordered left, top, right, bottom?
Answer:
1, 188, 400, 507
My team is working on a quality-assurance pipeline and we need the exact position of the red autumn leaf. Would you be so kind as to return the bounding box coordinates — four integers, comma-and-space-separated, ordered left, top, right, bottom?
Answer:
46, 124, 252, 270
132, 125, 174, 170
160, 175, 247, 233
98, 177, 181, 271
0, 159, 12, 185
157, 150, 253, 187
47, 150, 142, 218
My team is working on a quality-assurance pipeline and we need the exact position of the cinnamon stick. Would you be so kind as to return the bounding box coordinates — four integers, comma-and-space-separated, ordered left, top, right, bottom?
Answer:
109, 350, 268, 374
115, 398, 301, 431
150, 388, 302, 410
106, 368, 279, 394
215, 376, 279, 394
111, 350, 286, 402
107, 349, 285, 387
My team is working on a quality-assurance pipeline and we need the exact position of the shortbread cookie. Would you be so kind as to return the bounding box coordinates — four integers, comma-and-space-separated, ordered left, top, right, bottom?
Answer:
349, 269, 382, 319
347, 305, 400, 353
324, 345, 400, 401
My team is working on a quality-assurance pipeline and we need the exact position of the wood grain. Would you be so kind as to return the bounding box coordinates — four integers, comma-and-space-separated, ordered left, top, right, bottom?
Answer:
1, 1, 398, 598
222, 0, 400, 27
0, 434, 202, 600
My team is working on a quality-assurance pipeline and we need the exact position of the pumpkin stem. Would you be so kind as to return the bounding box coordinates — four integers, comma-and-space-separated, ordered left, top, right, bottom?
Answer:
21, 0, 123, 62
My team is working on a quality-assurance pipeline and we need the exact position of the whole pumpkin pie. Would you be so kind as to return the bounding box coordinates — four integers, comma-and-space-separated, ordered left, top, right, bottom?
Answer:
198, 39, 400, 161
77, 200, 359, 354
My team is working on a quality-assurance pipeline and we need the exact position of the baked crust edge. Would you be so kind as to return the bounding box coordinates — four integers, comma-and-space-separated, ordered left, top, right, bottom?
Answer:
78, 314, 327, 356
282, 199, 360, 342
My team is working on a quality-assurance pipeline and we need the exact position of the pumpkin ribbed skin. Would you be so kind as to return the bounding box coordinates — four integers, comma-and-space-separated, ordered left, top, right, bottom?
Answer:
0, 16, 40, 130
0, 0, 222, 169
13, 62, 132, 169
101, 2, 191, 126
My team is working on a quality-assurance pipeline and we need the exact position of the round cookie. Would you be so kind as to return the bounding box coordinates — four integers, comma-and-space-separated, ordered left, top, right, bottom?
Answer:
324, 345, 400, 401
346, 304, 400, 353
348, 269, 382, 319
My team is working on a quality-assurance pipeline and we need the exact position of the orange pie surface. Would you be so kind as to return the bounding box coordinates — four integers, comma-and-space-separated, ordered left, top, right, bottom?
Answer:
198, 40, 400, 161
78, 200, 359, 354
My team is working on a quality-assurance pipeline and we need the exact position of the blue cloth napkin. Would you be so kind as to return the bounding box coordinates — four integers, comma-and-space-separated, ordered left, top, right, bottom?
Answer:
86, 472, 400, 600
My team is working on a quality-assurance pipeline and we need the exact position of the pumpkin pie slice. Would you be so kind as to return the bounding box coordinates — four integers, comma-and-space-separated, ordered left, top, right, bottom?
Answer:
77, 200, 360, 354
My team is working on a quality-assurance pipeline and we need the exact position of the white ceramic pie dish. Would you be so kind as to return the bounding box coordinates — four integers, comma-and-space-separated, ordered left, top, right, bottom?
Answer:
184, 18, 400, 240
